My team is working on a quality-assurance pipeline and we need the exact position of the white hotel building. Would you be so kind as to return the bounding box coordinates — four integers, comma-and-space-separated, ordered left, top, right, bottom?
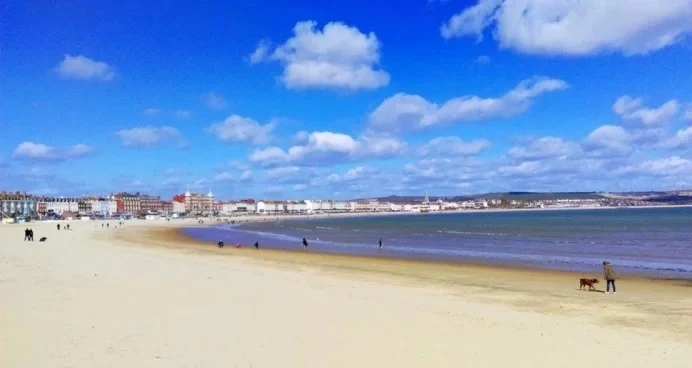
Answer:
43, 198, 80, 214
87, 197, 117, 215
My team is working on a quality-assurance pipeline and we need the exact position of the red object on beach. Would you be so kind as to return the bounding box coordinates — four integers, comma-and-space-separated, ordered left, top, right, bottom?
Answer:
235, 243, 242, 248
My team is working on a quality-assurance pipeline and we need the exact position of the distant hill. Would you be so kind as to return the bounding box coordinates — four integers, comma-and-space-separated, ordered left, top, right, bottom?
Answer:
353, 192, 603, 202
643, 195, 692, 204
472, 192, 604, 201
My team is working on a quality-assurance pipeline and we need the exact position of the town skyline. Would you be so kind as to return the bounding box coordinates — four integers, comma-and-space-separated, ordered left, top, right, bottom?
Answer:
6, 187, 687, 220
2, 1, 692, 199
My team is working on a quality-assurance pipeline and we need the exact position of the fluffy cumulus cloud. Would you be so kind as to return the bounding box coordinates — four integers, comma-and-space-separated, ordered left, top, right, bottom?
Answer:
581, 125, 632, 157
612, 96, 679, 125
208, 115, 275, 145
508, 137, 575, 160
441, 0, 692, 56
684, 106, 692, 121
213, 168, 253, 183
663, 126, 692, 149
249, 131, 406, 167
417, 137, 491, 157
616, 156, 692, 177
55, 54, 115, 81
13, 142, 94, 161
248, 39, 271, 65
368, 77, 567, 132
115, 126, 184, 148
249, 20, 390, 91
201, 92, 228, 110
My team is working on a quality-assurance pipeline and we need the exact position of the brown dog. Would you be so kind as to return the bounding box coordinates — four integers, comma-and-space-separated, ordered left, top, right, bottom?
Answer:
579, 278, 599, 291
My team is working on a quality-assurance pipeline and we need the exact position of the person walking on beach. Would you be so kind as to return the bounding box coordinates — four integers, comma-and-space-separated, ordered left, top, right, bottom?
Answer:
29, 228, 34, 241
24, 228, 30, 241
302, 238, 309, 249
254, 241, 259, 250
603, 261, 617, 294
57, 223, 60, 231
378, 238, 383, 249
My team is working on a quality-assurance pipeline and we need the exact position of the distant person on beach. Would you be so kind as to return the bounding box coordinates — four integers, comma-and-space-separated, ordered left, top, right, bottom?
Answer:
57, 224, 60, 231
254, 241, 259, 250
29, 229, 34, 241
302, 238, 308, 249
603, 261, 617, 294
379, 238, 383, 249
24, 228, 30, 241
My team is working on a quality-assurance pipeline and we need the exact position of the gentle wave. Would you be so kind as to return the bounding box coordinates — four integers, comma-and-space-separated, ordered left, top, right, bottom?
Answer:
188, 208, 692, 278
186, 225, 692, 276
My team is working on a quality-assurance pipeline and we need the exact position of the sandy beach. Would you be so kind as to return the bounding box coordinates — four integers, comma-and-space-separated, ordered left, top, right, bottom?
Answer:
2, 219, 692, 367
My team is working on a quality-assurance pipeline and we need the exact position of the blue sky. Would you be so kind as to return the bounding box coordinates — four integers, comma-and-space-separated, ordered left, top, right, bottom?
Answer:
2, 0, 692, 199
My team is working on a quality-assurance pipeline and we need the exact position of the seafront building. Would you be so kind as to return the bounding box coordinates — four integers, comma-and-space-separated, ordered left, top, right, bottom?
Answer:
181, 190, 214, 215
38, 197, 79, 215
0, 193, 36, 218
0, 187, 676, 222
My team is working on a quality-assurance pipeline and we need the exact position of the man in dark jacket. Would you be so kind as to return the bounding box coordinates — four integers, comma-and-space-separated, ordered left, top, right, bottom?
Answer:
603, 261, 617, 294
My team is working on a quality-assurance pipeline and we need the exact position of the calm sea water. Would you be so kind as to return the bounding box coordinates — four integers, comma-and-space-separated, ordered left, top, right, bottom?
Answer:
184, 207, 692, 278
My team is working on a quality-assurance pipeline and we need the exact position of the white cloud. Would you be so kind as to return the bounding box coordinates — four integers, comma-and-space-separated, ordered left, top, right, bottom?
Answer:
581, 125, 632, 156
213, 169, 252, 183
115, 126, 183, 147
208, 115, 275, 145
13, 142, 94, 161
201, 92, 228, 110
441, 0, 692, 56
263, 166, 319, 185
266, 166, 303, 178
508, 137, 575, 160
248, 39, 271, 64
617, 156, 692, 177
418, 137, 491, 157
682, 106, 692, 121
368, 77, 567, 132
255, 20, 390, 90
239, 169, 253, 181
213, 172, 236, 182
55, 54, 115, 81
612, 96, 679, 125
293, 130, 310, 144
249, 131, 405, 167
497, 161, 545, 177
662, 126, 692, 149
228, 160, 251, 171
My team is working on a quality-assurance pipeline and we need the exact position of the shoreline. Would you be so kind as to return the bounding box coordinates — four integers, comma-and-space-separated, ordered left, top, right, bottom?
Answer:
166, 226, 692, 283
178, 206, 692, 280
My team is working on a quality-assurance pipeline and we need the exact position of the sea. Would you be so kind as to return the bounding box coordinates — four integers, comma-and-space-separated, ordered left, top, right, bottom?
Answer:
183, 207, 692, 278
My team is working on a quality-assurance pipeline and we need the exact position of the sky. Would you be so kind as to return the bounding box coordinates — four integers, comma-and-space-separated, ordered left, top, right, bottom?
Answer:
1, 0, 692, 200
